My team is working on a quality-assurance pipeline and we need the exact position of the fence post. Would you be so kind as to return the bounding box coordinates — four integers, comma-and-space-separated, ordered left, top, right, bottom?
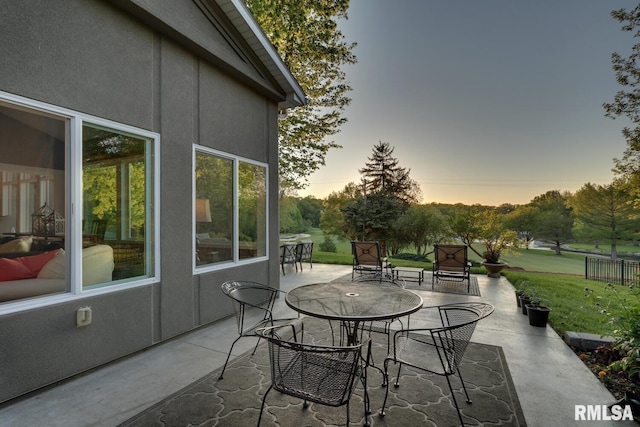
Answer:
621, 259, 625, 286
585, 257, 588, 280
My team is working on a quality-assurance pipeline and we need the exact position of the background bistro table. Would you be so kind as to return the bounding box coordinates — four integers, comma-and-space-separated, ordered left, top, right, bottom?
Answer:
285, 282, 423, 345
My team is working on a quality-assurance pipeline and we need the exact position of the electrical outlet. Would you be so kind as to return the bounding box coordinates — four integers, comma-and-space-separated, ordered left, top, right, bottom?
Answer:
76, 307, 92, 327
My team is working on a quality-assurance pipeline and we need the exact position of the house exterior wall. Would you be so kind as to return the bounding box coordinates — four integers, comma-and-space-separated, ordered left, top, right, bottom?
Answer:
0, 0, 284, 402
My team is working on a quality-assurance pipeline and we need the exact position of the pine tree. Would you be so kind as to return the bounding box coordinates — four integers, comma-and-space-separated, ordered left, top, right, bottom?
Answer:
359, 142, 421, 204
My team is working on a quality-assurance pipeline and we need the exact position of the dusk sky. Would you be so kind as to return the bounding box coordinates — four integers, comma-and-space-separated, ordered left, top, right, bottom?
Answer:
298, 0, 637, 206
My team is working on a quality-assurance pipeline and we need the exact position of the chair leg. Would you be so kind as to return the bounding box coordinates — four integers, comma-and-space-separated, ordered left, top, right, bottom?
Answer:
219, 335, 242, 380
257, 384, 273, 426
457, 368, 472, 404
380, 358, 393, 416
445, 374, 467, 427
251, 336, 262, 355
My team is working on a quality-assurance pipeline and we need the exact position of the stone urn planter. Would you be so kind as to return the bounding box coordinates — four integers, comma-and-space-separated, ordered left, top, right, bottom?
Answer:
482, 261, 507, 278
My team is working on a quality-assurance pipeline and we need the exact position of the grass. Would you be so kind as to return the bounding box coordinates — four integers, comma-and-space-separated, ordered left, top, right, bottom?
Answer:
293, 228, 631, 337
503, 271, 635, 337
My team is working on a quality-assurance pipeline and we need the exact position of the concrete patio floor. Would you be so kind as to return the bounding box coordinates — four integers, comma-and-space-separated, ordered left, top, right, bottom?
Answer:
0, 264, 636, 426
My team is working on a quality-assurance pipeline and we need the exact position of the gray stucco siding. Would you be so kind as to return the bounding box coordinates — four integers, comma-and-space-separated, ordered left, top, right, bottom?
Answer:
0, 0, 285, 403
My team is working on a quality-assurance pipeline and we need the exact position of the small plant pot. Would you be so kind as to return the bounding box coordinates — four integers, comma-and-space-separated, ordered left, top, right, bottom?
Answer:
519, 296, 531, 314
527, 305, 550, 327
515, 290, 524, 307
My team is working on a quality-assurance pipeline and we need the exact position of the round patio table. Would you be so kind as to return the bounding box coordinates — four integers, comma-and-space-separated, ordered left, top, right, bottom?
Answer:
286, 282, 423, 345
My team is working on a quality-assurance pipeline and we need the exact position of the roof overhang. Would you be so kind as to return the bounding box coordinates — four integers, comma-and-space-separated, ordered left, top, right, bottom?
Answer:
214, 0, 307, 110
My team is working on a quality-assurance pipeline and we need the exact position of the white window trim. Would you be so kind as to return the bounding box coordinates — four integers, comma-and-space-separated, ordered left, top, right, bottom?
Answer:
193, 144, 269, 274
0, 90, 161, 315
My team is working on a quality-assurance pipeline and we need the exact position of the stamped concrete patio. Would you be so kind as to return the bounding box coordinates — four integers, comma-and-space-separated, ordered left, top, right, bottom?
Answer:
0, 264, 635, 426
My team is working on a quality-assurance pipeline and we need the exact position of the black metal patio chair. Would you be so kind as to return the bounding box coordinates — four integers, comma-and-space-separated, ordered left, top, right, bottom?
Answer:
432, 244, 472, 293
381, 302, 494, 426
351, 241, 389, 280
218, 280, 298, 379
257, 321, 370, 426
295, 241, 313, 271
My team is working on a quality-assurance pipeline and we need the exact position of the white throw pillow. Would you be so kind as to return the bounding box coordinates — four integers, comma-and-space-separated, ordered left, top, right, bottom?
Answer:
37, 249, 66, 279
0, 236, 33, 253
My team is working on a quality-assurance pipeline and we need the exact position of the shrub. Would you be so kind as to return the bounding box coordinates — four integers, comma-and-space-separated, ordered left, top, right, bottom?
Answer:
391, 253, 430, 263
319, 236, 337, 253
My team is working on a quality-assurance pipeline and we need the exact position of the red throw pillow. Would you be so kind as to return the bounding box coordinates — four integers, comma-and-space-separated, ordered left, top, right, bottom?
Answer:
0, 258, 34, 281
18, 250, 59, 276
0, 251, 59, 282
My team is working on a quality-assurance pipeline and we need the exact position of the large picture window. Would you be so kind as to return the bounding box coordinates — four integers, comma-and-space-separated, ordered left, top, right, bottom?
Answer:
0, 92, 159, 308
194, 146, 268, 269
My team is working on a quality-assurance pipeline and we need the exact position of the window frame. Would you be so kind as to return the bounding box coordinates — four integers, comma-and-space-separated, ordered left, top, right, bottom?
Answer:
0, 90, 161, 315
193, 144, 269, 274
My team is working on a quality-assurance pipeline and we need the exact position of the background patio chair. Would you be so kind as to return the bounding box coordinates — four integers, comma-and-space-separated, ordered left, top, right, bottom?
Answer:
218, 280, 298, 379
279, 244, 297, 275
257, 322, 369, 426
432, 244, 472, 292
351, 240, 388, 280
381, 302, 494, 426
295, 241, 313, 271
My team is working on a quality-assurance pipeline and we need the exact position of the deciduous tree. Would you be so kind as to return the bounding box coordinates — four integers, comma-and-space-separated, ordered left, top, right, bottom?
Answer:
246, 0, 356, 190
529, 190, 574, 254
603, 5, 640, 206
569, 181, 637, 259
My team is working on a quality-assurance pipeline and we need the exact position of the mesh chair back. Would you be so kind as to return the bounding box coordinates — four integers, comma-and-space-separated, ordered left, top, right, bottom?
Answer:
430, 303, 494, 374
262, 331, 363, 407
221, 280, 278, 336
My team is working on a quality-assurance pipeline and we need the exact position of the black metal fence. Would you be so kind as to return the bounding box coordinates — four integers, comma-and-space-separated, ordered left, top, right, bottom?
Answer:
585, 257, 640, 285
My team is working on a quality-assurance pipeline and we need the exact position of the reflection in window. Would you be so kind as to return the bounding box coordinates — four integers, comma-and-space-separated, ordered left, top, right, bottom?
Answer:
194, 148, 267, 268
0, 101, 67, 302
195, 152, 233, 265
239, 162, 266, 259
83, 124, 155, 285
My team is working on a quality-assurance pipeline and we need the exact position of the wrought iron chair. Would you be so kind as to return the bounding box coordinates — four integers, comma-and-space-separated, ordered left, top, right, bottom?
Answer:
295, 241, 313, 271
257, 322, 370, 426
279, 244, 297, 275
218, 280, 298, 379
351, 241, 388, 280
432, 244, 472, 292
381, 302, 494, 426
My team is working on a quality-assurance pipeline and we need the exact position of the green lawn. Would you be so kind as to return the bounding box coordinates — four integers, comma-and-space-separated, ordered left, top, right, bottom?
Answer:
296, 229, 632, 337
303, 229, 586, 275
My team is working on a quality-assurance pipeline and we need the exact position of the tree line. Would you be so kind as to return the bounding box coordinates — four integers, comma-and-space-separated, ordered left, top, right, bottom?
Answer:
281, 142, 640, 261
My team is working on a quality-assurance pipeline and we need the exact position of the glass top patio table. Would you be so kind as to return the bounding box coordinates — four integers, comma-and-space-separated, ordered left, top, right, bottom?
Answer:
285, 282, 423, 323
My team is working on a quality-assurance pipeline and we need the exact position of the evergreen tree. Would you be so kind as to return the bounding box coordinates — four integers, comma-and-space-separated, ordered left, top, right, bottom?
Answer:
359, 141, 421, 204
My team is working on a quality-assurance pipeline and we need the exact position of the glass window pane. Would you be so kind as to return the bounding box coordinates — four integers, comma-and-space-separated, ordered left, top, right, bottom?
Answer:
238, 162, 266, 259
195, 151, 233, 265
82, 124, 154, 286
0, 101, 67, 303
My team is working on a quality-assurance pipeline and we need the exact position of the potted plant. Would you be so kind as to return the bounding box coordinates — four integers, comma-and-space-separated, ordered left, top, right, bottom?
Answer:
477, 210, 519, 278
515, 281, 530, 308
525, 293, 551, 327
